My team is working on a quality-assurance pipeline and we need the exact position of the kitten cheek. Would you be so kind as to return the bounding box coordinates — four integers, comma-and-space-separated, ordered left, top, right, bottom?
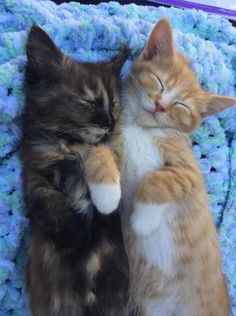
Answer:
88, 181, 121, 215
170, 105, 192, 128
131, 202, 165, 236
141, 95, 155, 112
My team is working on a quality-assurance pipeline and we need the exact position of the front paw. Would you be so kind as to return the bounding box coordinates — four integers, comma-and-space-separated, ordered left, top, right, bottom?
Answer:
88, 181, 121, 215
130, 202, 165, 236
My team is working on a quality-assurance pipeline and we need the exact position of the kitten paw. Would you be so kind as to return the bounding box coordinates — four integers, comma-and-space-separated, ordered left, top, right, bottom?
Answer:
131, 202, 165, 236
88, 182, 121, 215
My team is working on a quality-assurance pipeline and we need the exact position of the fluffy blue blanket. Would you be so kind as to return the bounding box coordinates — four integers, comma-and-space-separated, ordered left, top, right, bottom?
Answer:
0, 0, 235, 314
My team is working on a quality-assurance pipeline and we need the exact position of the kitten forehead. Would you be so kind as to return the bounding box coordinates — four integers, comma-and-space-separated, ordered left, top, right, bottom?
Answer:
100, 83, 109, 107
95, 78, 105, 95
83, 79, 109, 104
83, 86, 96, 100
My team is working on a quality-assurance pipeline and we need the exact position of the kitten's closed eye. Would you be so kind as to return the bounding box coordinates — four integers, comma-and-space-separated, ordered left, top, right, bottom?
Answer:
174, 102, 190, 110
170, 102, 193, 130
148, 73, 164, 93
155, 75, 164, 93
83, 99, 96, 108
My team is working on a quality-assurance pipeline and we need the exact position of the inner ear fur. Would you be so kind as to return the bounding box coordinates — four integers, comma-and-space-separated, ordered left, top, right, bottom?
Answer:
142, 18, 174, 61
26, 25, 63, 83
202, 94, 236, 117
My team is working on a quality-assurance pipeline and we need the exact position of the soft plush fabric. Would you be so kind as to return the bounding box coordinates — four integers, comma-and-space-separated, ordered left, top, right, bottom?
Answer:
0, 0, 235, 314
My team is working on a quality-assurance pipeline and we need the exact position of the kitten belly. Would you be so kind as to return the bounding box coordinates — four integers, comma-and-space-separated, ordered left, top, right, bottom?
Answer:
121, 125, 176, 275
121, 125, 164, 208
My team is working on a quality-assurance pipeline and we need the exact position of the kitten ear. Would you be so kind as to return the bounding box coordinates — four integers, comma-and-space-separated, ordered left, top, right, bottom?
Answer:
202, 94, 236, 117
109, 47, 131, 75
142, 18, 174, 61
26, 25, 63, 83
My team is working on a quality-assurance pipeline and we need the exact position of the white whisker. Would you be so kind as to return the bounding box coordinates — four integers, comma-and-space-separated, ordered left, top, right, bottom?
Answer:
128, 72, 154, 109
55, 129, 78, 136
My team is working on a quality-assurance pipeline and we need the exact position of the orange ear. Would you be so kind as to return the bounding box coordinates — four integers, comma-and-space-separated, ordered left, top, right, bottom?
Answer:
202, 94, 236, 117
142, 18, 174, 60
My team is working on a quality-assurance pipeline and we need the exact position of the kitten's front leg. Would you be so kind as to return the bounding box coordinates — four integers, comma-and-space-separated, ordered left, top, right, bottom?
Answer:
85, 145, 121, 214
131, 139, 203, 235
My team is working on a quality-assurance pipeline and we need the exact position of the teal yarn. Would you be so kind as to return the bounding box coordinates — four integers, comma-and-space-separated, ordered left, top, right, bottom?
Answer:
0, 0, 235, 314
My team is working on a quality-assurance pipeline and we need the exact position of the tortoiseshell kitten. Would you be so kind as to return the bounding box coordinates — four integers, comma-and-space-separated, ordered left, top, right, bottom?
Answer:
20, 25, 130, 316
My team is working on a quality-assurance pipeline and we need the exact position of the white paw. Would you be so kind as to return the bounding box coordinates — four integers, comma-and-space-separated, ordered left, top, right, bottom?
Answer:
131, 202, 165, 236
88, 182, 121, 215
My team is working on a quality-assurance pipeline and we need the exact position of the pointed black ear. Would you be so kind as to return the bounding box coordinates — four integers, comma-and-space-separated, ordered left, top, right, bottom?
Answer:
26, 25, 63, 85
109, 47, 131, 75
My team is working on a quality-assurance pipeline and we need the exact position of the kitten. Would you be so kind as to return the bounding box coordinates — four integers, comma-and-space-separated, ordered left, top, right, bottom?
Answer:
86, 19, 236, 316
20, 25, 130, 316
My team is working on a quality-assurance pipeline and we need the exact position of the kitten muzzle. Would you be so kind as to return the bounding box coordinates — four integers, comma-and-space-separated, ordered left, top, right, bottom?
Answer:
154, 101, 166, 113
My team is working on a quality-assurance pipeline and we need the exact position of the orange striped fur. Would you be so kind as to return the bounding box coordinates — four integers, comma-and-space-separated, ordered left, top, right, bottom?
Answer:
85, 145, 120, 184
119, 18, 236, 316
86, 18, 236, 316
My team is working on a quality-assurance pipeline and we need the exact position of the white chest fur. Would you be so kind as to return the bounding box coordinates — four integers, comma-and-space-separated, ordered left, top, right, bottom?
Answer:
121, 124, 176, 275
121, 125, 164, 206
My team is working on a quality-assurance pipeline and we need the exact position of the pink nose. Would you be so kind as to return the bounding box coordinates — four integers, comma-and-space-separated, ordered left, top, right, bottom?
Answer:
154, 101, 165, 112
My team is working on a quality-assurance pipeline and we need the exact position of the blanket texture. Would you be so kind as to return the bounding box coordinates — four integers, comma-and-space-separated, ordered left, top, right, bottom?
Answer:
0, 0, 235, 315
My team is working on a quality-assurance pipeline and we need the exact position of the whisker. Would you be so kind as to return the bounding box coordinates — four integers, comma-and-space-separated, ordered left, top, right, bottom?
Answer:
55, 128, 79, 136
167, 120, 185, 134
129, 73, 146, 96
129, 72, 155, 110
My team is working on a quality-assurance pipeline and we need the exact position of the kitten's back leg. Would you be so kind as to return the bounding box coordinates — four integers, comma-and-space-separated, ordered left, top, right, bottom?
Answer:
26, 236, 83, 316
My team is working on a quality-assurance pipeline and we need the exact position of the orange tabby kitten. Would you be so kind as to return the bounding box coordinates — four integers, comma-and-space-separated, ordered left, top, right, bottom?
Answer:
85, 18, 236, 316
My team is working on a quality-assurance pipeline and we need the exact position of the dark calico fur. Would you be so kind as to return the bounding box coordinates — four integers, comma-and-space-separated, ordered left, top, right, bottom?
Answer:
21, 25, 130, 316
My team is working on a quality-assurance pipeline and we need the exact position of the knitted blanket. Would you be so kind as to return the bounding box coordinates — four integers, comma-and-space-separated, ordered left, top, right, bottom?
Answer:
0, 0, 235, 315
